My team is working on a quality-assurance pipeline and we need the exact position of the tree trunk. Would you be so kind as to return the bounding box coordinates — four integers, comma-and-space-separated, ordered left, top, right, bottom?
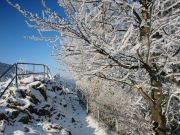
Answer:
138, 85, 167, 135
150, 101, 166, 135
150, 79, 167, 135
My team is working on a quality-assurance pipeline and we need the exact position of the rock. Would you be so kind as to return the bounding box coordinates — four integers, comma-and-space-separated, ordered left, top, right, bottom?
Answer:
71, 117, 75, 123
18, 115, 30, 124
52, 86, 62, 91
57, 86, 62, 91
11, 110, 20, 119
37, 87, 47, 101
50, 107, 54, 112
38, 109, 51, 116
57, 113, 65, 118
27, 105, 50, 116
35, 118, 40, 122
52, 86, 56, 91
63, 104, 67, 108
24, 127, 30, 132
47, 124, 63, 131
0, 113, 8, 121
7, 100, 23, 106
19, 90, 26, 98
29, 95, 39, 104
27, 105, 38, 114
9, 90, 15, 97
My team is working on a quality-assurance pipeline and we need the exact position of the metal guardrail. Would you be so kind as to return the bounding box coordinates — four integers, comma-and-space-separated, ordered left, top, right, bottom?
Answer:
0, 62, 52, 98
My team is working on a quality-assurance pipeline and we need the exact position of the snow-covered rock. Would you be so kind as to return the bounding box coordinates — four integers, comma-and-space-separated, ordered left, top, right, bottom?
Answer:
0, 77, 107, 135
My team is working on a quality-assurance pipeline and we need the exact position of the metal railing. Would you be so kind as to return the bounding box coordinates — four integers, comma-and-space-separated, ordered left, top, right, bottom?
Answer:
0, 62, 52, 98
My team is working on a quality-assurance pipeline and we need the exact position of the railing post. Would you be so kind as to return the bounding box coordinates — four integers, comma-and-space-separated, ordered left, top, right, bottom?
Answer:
25, 64, 27, 74
46, 68, 48, 79
15, 64, 18, 88
86, 98, 89, 114
33, 65, 35, 80
45, 66, 47, 79
97, 107, 100, 121
115, 117, 119, 133
43, 65, 46, 80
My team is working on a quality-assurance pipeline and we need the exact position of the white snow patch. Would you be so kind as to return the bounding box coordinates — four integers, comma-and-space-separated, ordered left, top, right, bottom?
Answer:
87, 116, 107, 135
20, 76, 34, 84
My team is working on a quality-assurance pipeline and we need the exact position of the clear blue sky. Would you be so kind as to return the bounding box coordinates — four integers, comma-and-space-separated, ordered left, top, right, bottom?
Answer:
0, 0, 70, 77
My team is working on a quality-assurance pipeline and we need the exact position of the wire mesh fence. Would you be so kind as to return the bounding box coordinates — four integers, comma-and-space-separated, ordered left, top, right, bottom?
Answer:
77, 89, 152, 135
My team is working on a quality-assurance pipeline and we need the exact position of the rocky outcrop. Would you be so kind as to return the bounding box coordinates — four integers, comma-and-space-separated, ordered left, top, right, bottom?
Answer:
0, 78, 71, 134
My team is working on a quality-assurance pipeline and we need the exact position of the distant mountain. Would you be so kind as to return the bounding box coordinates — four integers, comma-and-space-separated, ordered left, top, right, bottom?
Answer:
0, 62, 12, 76
0, 62, 14, 81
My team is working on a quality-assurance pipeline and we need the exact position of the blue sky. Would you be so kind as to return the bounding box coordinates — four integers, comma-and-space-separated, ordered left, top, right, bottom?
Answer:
0, 0, 70, 77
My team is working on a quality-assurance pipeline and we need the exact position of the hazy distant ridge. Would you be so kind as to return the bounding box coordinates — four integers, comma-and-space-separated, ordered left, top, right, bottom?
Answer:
0, 62, 12, 76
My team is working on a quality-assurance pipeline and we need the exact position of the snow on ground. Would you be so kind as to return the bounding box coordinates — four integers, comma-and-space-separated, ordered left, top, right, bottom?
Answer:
87, 116, 107, 135
0, 77, 107, 135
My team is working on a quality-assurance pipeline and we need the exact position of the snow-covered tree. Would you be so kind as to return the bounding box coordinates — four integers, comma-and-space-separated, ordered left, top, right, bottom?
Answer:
7, 0, 180, 134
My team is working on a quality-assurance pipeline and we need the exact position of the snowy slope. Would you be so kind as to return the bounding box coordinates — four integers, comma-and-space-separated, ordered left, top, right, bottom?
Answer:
0, 76, 107, 135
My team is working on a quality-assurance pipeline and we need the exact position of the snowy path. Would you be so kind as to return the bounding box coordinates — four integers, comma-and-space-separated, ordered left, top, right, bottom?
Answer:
58, 93, 107, 135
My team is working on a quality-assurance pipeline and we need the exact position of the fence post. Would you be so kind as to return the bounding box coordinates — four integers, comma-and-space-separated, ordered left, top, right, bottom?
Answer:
97, 107, 100, 122
86, 98, 89, 114
43, 65, 46, 80
115, 118, 119, 133
25, 64, 27, 74
15, 64, 18, 88
47, 67, 49, 79
33, 65, 35, 80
